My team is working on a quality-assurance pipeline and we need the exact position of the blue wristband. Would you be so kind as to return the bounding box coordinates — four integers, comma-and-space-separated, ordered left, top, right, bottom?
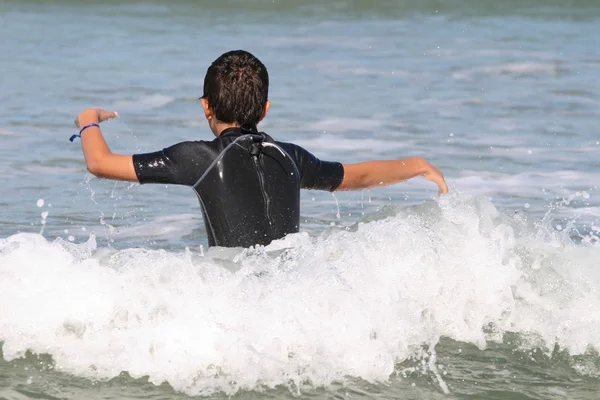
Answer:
69, 123, 100, 142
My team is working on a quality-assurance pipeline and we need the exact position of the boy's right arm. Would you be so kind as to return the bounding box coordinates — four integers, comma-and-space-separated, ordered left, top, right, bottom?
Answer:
75, 108, 138, 182
74, 108, 196, 186
337, 158, 448, 195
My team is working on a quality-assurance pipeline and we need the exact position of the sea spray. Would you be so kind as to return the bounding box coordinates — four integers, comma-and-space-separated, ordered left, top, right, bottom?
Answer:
1, 193, 599, 396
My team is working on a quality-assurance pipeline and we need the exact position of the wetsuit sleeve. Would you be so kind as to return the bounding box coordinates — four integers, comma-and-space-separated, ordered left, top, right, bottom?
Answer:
288, 144, 344, 191
132, 141, 204, 186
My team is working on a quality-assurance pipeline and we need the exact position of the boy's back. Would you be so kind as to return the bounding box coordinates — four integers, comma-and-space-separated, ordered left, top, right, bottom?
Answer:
133, 127, 344, 247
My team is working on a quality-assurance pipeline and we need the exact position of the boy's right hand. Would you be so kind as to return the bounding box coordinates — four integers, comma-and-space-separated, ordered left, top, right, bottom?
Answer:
423, 163, 449, 195
74, 108, 119, 129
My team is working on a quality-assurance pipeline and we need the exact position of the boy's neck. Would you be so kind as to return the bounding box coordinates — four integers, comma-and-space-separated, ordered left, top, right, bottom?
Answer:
214, 122, 261, 136
214, 121, 240, 137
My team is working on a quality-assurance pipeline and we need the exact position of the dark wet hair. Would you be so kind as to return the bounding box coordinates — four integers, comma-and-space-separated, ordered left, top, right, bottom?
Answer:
202, 50, 269, 129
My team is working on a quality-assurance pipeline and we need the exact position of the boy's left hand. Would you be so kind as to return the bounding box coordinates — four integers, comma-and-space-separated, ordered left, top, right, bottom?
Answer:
423, 164, 449, 195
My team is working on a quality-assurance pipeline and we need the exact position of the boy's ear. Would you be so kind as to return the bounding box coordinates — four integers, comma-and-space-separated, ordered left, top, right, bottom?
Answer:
258, 100, 271, 122
200, 98, 213, 120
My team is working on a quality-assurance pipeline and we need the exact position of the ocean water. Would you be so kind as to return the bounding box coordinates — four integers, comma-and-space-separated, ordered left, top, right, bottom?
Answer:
1, 1, 600, 399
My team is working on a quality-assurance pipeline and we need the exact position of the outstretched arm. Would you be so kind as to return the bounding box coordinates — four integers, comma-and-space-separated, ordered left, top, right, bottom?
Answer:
74, 108, 138, 182
337, 157, 448, 195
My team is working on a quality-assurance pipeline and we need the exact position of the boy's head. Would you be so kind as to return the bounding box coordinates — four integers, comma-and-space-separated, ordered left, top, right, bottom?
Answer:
201, 50, 270, 135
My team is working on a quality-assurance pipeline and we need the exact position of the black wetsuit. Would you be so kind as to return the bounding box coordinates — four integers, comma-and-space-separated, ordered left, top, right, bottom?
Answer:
132, 128, 344, 248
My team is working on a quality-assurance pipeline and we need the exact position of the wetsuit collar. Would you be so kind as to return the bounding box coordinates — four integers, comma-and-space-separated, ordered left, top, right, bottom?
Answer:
219, 126, 258, 138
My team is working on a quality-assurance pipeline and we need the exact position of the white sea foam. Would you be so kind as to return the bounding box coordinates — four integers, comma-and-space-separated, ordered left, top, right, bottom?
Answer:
0, 129, 18, 136
92, 214, 201, 242
21, 165, 82, 175
268, 36, 373, 51
0, 193, 599, 396
454, 170, 600, 200
292, 134, 414, 156
113, 94, 175, 111
305, 117, 386, 134
452, 62, 560, 81
311, 62, 415, 79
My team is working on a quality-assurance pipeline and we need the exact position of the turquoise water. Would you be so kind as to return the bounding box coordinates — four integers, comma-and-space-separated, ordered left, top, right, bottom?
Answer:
1, 1, 600, 399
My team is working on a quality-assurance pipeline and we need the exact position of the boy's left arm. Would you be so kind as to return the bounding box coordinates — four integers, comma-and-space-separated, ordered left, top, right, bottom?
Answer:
74, 108, 138, 182
337, 158, 448, 195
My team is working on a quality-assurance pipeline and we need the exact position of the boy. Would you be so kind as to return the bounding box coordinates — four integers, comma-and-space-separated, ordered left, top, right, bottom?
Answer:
73, 50, 448, 248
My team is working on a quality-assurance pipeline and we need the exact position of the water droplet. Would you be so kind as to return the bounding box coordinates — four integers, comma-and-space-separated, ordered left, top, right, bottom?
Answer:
36, 199, 44, 208
556, 224, 563, 231
524, 203, 530, 209
527, 150, 533, 154
68, 236, 75, 242
41, 211, 49, 219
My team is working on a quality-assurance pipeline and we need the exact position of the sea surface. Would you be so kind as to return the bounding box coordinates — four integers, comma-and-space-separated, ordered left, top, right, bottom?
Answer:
1, 1, 600, 399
